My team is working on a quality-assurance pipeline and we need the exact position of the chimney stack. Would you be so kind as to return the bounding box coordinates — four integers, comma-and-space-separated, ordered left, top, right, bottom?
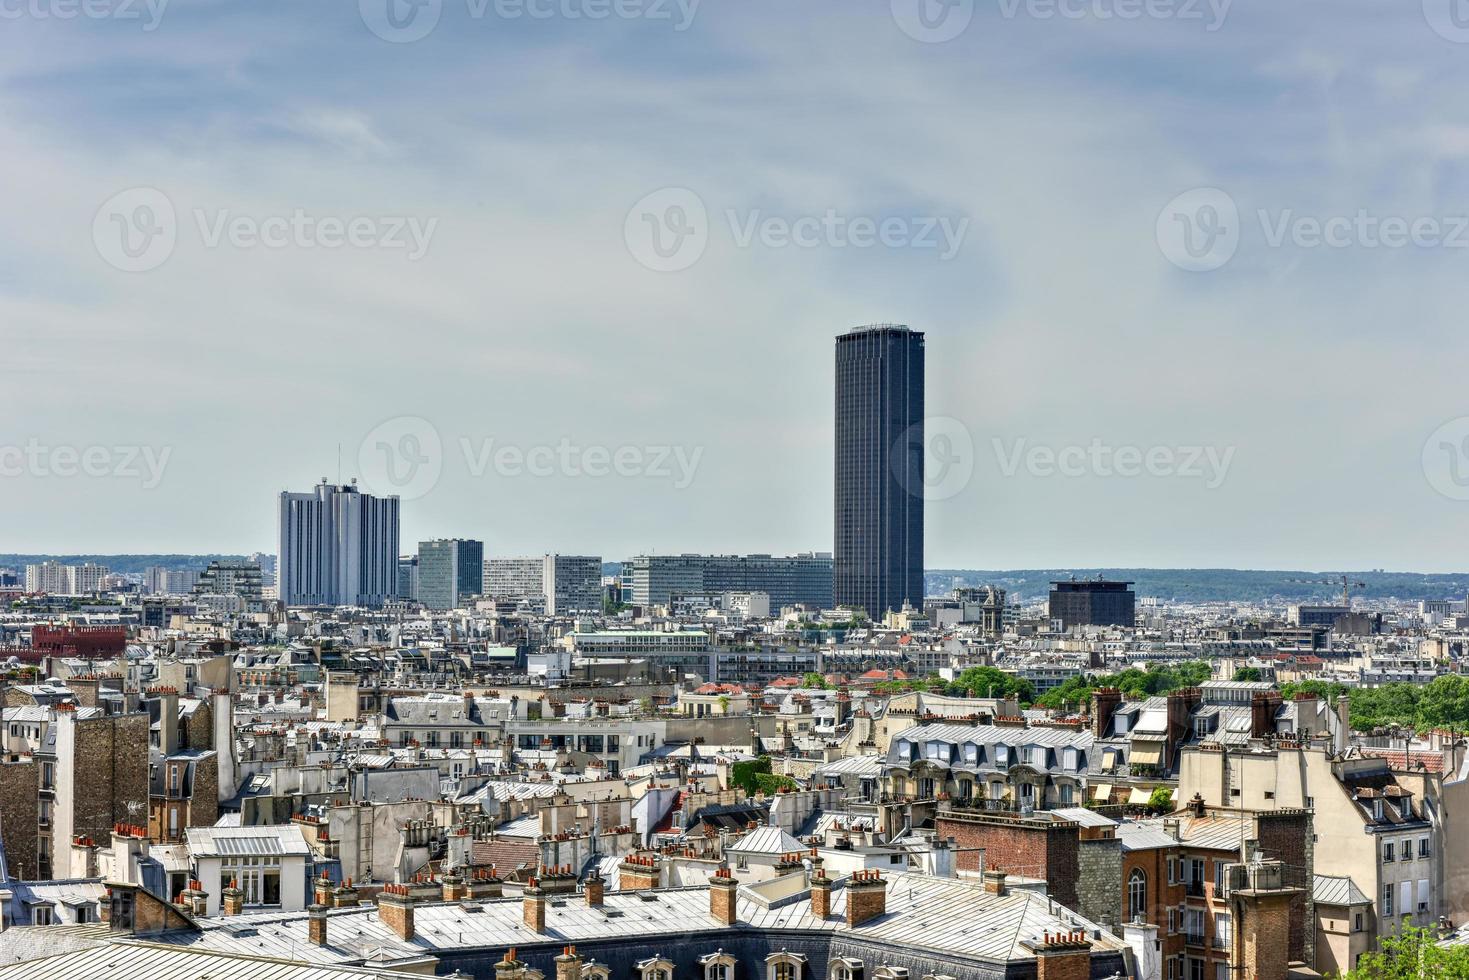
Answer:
555, 946, 582, 980
308, 904, 329, 947
810, 869, 832, 918
221, 879, 244, 916
524, 879, 547, 933
1027, 931, 1093, 980
584, 871, 605, 907
709, 866, 738, 925
377, 884, 416, 941
845, 869, 887, 927
333, 879, 360, 908
983, 870, 1008, 896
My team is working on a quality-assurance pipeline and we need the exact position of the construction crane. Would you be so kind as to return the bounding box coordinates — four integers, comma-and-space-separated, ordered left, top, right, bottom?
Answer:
1283, 574, 1367, 607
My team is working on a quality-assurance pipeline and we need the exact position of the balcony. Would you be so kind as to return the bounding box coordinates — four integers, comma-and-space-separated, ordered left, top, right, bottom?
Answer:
1184, 931, 1206, 948
1185, 880, 1207, 898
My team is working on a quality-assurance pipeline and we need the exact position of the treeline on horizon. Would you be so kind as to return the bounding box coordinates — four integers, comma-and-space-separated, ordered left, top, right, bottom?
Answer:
928, 568, 1469, 604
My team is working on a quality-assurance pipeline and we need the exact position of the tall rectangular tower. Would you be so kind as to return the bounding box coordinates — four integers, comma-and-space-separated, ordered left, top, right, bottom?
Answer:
834, 323, 925, 617
277, 480, 399, 608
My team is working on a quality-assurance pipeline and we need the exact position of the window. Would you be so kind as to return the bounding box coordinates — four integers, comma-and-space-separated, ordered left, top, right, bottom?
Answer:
1383, 884, 1394, 917
828, 959, 862, 980
1213, 912, 1231, 949
1354, 913, 1363, 932
1383, 841, 1395, 863
637, 956, 674, 980
1214, 861, 1226, 891
1129, 869, 1148, 922
1417, 879, 1430, 914
32, 905, 53, 926
1059, 784, 1074, 806
1401, 839, 1413, 861
1167, 908, 1177, 934
766, 952, 806, 980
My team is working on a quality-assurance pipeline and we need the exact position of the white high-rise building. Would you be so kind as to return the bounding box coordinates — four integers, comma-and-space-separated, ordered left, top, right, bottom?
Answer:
25, 561, 68, 594
66, 563, 109, 594
484, 554, 602, 615
277, 479, 399, 608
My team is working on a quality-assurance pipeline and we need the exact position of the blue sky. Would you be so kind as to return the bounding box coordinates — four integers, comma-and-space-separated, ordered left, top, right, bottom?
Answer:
6, 0, 1469, 570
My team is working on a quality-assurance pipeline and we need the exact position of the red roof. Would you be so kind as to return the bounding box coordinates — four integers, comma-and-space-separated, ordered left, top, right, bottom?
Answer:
1360, 750, 1447, 774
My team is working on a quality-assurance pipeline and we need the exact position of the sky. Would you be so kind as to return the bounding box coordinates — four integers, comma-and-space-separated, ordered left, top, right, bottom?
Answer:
5, 0, 1469, 570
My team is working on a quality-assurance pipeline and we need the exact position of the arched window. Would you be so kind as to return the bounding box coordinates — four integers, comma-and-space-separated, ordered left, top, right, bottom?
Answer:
766, 950, 807, 980
1129, 868, 1148, 921
829, 957, 864, 980
581, 964, 611, 980
637, 956, 674, 980
701, 950, 736, 980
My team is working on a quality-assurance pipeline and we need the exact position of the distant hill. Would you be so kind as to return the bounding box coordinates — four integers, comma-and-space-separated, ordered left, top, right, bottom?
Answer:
926, 569, 1469, 605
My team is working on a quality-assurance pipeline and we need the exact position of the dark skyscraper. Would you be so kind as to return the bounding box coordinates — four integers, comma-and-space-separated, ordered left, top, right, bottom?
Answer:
834, 323, 925, 617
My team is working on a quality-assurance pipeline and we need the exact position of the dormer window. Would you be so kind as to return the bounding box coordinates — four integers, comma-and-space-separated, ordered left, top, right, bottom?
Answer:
637, 956, 674, 980
1373, 800, 1385, 821
1397, 797, 1411, 818
701, 951, 736, 980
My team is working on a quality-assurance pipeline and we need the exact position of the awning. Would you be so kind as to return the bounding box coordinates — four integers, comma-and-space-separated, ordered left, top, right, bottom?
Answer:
1129, 787, 1154, 805
1091, 784, 1112, 802
1130, 742, 1164, 767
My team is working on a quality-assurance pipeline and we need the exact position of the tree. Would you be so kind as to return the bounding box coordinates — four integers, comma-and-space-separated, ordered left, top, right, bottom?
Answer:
731, 756, 773, 795
1147, 787, 1174, 814
1232, 667, 1263, 682
944, 667, 1034, 703
1339, 924, 1469, 979
802, 672, 829, 689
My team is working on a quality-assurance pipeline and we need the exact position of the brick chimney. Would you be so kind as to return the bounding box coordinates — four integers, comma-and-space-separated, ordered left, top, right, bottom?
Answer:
619, 854, 659, 891
470, 866, 504, 900
983, 870, 1008, 896
524, 879, 547, 933
845, 869, 887, 927
332, 879, 360, 908
442, 870, 467, 902
1026, 931, 1093, 980
377, 884, 416, 941
308, 904, 329, 947
584, 871, 605, 907
810, 869, 832, 918
495, 948, 527, 980
1091, 688, 1122, 738
1251, 691, 1283, 739
313, 872, 334, 906
221, 879, 244, 916
710, 866, 739, 924
178, 880, 208, 918
555, 946, 582, 980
